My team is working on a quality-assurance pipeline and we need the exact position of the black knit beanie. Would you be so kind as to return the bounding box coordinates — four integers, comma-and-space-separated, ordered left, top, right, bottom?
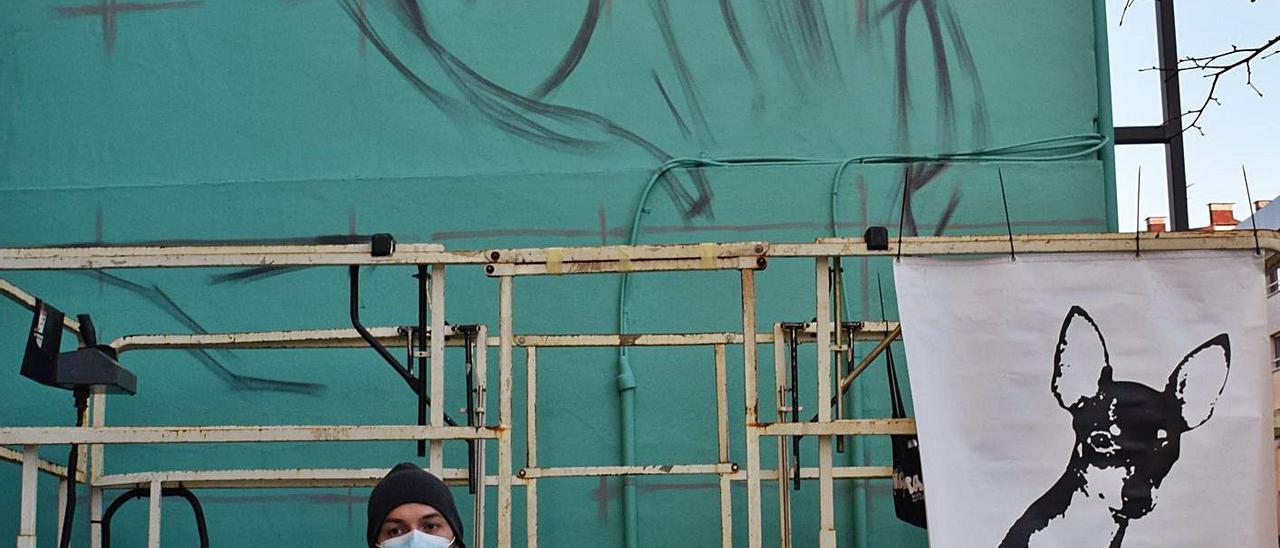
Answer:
366, 462, 466, 547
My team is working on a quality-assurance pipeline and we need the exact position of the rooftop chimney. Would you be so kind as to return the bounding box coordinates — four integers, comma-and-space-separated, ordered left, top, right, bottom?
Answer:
1208, 203, 1239, 231
1145, 216, 1167, 233
1255, 199, 1271, 212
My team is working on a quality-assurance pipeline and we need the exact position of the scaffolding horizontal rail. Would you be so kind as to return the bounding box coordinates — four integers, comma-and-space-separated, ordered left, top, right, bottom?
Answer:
107, 324, 900, 354
0, 243, 480, 269
0, 425, 497, 445
757, 418, 917, 437
0, 446, 83, 482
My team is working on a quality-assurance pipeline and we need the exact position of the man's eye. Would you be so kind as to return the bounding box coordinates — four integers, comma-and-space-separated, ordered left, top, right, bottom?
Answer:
426, 523, 438, 531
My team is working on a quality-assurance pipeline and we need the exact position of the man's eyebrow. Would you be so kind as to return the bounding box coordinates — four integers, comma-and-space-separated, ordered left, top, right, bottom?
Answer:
382, 518, 408, 526
420, 510, 443, 520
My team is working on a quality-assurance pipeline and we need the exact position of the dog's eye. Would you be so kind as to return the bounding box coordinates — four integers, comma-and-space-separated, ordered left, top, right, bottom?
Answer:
1087, 431, 1119, 454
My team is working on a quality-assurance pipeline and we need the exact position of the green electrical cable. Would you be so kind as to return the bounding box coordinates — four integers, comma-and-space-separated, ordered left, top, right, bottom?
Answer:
612, 132, 1106, 547
621, 132, 1107, 339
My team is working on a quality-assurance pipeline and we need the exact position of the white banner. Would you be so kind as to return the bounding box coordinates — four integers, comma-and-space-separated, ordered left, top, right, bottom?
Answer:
894, 251, 1275, 547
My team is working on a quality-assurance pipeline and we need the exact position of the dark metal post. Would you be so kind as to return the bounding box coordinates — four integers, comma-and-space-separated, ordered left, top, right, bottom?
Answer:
459, 325, 479, 494
1154, 0, 1188, 231
416, 265, 429, 457
1111, 0, 1190, 231
785, 323, 802, 491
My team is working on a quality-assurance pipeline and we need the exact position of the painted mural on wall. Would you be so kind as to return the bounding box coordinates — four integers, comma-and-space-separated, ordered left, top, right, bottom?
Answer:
894, 252, 1276, 547
1, 2, 1110, 546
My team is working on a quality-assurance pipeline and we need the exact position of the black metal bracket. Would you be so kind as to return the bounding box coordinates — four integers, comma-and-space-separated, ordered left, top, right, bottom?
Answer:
864, 226, 890, 250
781, 322, 803, 491
348, 265, 458, 459
455, 323, 481, 494
371, 233, 396, 257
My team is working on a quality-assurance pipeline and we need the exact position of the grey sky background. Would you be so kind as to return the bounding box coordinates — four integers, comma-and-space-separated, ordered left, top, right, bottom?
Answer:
1107, 0, 1278, 231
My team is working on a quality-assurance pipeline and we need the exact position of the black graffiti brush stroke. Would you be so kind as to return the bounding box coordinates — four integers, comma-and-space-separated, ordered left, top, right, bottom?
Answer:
73, 270, 325, 395
343, 0, 459, 114
890, 162, 949, 236
49, 234, 371, 248
761, 0, 843, 92
940, 5, 989, 146
528, 0, 603, 100
717, 0, 766, 113
920, 0, 954, 149
341, 0, 714, 220
931, 185, 962, 236
794, 0, 843, 79
718, 0, 758, 79
1000, 307, 1231, 547
354, 7, 595, 151
648, 0, 713, 143
95, 205, 105, 294
652, 71, 692, 139
855, 0, 872, 40
760, 3, 804, 94
879, 0, 986, 149
209, 266, 309, 285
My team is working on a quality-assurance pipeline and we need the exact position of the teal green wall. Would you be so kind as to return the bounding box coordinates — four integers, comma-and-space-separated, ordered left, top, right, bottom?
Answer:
1, 2, 1111, 546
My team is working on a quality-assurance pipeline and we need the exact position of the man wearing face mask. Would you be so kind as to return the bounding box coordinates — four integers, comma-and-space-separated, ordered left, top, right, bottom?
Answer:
367, 462, 466, 548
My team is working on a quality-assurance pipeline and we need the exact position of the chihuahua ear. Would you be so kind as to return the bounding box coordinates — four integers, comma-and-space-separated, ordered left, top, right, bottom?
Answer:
1167, 334, 1231, 430
1052, 306, 1111, 409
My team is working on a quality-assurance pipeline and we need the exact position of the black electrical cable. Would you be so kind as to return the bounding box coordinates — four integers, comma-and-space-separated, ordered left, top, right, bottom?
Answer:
58, 389, 88, 548
877, 276, 907, 420
997, 168, 1017, 262
461, 326, 478, 494
349, 266, 418, 390
102, 487, 209, 548
787, 325, 801, 491
416, 265, 429, 457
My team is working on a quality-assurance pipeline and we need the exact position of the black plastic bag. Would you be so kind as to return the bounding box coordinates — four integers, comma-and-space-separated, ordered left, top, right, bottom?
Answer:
887, 342, 927, 528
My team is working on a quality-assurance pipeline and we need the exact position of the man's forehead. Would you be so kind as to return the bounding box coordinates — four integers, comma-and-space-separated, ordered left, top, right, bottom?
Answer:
384, 502, 444, 522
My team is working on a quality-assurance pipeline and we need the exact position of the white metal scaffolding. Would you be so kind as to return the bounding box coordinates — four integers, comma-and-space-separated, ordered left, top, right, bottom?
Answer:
1, 230, 1275, 547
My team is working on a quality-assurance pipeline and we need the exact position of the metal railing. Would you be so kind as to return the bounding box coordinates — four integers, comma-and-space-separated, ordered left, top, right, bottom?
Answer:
1, 230, 1274, 548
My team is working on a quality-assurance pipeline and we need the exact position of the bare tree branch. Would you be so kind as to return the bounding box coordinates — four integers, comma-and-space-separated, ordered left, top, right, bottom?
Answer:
1119, 0, 1137, 27
1139, 33, 1280, 136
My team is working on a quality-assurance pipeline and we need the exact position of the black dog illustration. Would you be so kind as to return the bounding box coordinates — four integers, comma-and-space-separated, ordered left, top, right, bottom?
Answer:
1000, 306, 1230, 547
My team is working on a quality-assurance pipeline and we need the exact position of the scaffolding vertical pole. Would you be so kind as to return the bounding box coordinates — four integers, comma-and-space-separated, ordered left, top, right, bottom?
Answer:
741, 269, 763, 548
497, 275, 515, 548
147, 479, 162, 548
474, 324, 489, 548
773, 323, 793, 548
714, 343, 732, 548
90, 386, 106, 548
16, 445, 38, 548
815, 257, 836, 547
525, 346, 539, 548
429, 265, 447, 478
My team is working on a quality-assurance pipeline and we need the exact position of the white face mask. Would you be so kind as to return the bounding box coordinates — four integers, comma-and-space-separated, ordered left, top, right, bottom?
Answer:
378, 529, 454, 548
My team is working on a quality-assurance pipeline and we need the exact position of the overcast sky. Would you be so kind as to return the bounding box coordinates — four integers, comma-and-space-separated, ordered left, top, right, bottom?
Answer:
1107, 0, 1279, 231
